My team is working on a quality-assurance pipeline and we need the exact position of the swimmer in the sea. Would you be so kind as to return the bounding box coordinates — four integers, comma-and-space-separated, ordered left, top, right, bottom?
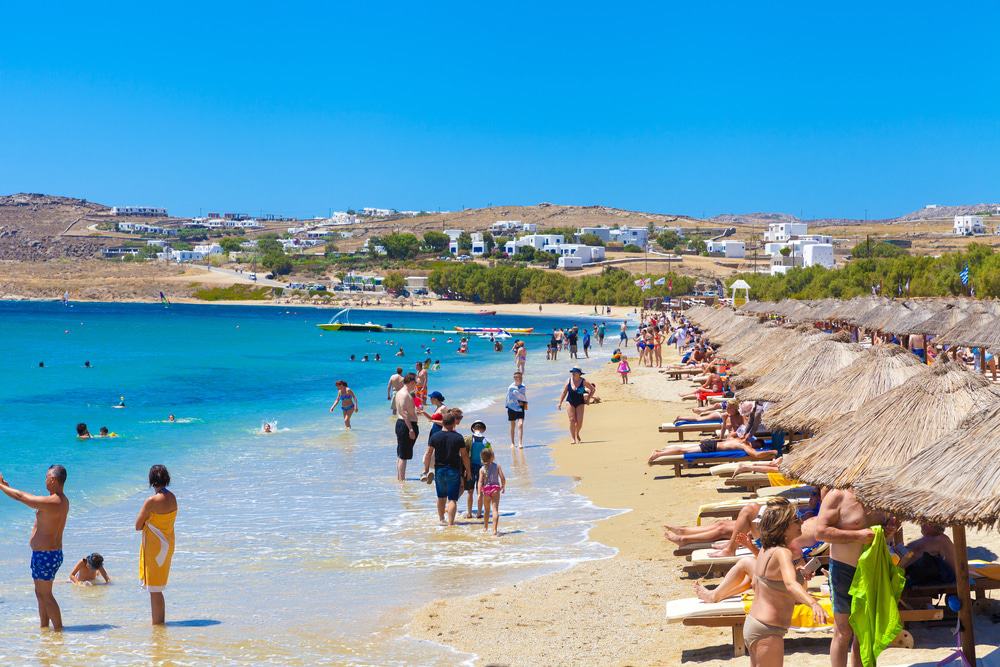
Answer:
76, 423, 92, 439
69, 553, 110, 585
168, 414, 176, 423
396, 347, 405, 357
98, 427, 118, 438
117, 396, 126, 408
262, 422, 274, 434
84, 361, 91, 368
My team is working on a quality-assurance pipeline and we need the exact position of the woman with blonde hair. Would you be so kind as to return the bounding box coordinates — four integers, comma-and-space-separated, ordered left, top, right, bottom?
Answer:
744, 498, 827, 666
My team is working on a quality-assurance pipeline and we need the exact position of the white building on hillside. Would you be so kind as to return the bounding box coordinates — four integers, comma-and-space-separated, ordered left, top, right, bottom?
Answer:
504, 234, 565, 256
193, 243, 223, 255
706, 240, 746, 258
116, 222, 176, 235
610, 226, 649, 248
954, 215, 986, 236
768, 239, 835, 275
361, 207, 394, 217
763, 222, 808, 243
489, 220, 536, 235
111, 206, 168, 217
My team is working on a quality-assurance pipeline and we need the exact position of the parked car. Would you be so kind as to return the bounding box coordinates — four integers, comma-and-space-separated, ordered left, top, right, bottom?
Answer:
249, 272, 257, 281
309, 284, 327, 292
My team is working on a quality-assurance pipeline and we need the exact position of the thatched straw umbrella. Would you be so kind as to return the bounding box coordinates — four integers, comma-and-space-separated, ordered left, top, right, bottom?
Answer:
782, 361, 1000, 489
764, 344, 926, 433
902, 303, 975, 336
736, 334, 863, 404
854, 399, 1000, 663
726, 328, 826, 389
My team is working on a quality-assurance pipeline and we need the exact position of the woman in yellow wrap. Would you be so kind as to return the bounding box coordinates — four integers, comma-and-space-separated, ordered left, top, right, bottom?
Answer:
135, 464, 177, 625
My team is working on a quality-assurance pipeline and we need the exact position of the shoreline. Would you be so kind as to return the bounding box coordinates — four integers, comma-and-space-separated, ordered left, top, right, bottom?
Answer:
2, 295, 628, 320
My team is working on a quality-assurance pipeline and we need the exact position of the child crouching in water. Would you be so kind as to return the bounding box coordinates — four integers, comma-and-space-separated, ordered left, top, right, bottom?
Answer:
478, 448, 506, 536
617, 354, 631, 384
69, 553, 111, 585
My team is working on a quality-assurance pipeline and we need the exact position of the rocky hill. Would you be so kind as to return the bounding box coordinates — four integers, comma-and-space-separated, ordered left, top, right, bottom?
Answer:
0, 193, 114, 260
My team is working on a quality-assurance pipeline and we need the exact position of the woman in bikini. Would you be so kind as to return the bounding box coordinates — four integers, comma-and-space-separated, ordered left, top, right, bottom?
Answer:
744, 499, 827, 666
329, 380, 359, 429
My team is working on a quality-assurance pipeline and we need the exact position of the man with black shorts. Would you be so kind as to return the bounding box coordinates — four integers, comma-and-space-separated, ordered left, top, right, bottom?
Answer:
505, 371, 527, 448
392, 373, 419, 481
567, 327, 579, 359
422, 408, 471, 525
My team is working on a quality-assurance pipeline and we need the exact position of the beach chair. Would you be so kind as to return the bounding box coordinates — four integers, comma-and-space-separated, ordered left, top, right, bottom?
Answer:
665, 367, 701, 380
695, 494, 809, 522
709, 462, 741, 477
667, 596, 943, 658
725, 471, 802, 492
657, 423, 721, 441
672, 541, 716, 557
651, 445, 778, 478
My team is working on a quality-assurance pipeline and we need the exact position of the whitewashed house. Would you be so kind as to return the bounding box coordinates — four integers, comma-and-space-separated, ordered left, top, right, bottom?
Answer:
954, 215, 986, 235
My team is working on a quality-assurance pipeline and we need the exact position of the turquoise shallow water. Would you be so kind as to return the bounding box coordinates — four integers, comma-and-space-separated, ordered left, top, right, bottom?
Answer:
0, 301, 621, 665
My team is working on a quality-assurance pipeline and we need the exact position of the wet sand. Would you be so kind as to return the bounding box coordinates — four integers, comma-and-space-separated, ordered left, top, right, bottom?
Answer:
408, 348, 1000, 666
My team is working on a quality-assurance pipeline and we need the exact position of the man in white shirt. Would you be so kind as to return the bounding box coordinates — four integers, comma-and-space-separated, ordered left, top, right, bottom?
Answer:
505, 371, 527, 448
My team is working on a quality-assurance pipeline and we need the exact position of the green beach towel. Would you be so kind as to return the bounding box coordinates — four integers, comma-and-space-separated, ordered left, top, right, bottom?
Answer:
848, 526, 906, 667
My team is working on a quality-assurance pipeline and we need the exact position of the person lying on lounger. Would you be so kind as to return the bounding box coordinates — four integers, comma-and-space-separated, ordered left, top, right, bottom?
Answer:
897, 524, 957, 588
731, 457, 785, 477
670, 400, 738, 428
664, 490, 821, 557
648, 402, 764, 464
693, 514, 820, 603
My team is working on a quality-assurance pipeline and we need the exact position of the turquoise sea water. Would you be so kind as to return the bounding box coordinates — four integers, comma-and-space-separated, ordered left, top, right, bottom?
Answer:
0, 301, 621, 665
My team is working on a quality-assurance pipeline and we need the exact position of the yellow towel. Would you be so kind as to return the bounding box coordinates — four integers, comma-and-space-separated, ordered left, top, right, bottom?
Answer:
742, 592, 834, 628
767, 472, 800, 487
971, 562, 1000, 580
140, 510, 176, 592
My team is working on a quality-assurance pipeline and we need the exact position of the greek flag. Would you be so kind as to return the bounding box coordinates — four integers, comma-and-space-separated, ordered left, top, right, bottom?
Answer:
960, 264, 970, 286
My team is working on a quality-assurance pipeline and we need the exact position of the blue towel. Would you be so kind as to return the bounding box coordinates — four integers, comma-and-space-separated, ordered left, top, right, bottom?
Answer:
672, 419, 722, 426
682, 445, 777, 462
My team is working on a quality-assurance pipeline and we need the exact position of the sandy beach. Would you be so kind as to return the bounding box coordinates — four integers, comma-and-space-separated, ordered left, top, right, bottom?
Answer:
408, 350, 1000, 666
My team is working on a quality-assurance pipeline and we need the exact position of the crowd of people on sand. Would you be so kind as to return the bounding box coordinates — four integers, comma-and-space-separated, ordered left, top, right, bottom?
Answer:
637, 306, 971, 666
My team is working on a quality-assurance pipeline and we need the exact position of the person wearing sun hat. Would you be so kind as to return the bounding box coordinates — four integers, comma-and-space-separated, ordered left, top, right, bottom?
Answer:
557, 367, 595, 444
463, 420, 492, 519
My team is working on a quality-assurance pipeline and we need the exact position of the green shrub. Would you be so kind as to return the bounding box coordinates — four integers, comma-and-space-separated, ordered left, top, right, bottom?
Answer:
193, 284, 272, 301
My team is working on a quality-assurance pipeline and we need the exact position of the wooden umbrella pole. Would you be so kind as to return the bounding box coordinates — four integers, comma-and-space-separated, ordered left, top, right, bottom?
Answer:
979, 348, 987, 376
952, 524, 977, 663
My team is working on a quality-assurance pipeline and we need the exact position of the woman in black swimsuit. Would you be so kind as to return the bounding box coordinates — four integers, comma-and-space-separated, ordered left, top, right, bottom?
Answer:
556, 367, 595, 444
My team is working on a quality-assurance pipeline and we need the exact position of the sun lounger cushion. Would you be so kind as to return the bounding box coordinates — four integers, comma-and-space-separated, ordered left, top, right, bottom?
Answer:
689, 547, 754, 566
666, 596, 745, 622
673, 419, 722, 426
710, 463, 741, 476
683, 446, 777, 462
755, 485, 811, 498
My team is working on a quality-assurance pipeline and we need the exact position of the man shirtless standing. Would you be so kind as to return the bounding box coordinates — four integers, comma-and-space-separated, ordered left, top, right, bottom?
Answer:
415, 362, 429, 406
386, 367, 405, 415
814, 488, 881, 667
0, 466, 70, 630
392, 374, 419, 481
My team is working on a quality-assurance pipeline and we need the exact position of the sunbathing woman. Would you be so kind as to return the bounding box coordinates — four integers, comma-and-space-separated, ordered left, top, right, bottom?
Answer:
648, 402, 767, 465
665, 489, 821, 558
694, 515, 820, 604
731, 456, 785, 477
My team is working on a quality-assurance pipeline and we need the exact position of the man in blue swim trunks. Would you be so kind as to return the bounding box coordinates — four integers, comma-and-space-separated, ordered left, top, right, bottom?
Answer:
0, 465, 70, 630
815, 488, 885, 667
423, 408, 471, 526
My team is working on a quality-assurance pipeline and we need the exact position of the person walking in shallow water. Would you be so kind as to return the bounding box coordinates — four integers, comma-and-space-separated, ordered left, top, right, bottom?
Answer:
330, 379, 359, 429
0, 465, 70, 630
135, 465, 177, 625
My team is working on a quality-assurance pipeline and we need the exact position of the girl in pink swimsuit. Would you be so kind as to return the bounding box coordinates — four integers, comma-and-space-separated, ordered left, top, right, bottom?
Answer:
478, 448, 506, 535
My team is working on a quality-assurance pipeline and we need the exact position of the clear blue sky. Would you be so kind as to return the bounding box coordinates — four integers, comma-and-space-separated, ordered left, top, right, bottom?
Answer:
2, 2, 998, 219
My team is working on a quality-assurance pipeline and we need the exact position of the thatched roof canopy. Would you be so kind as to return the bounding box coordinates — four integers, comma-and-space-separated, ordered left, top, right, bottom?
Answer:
764, 344, 926, 433
726, 328, 826, 389
934, 313, 999, 348
782, 361, 1000, 488
736, 334, 863, 404
903, 304, 973, 336
855, 399, 1000, 528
